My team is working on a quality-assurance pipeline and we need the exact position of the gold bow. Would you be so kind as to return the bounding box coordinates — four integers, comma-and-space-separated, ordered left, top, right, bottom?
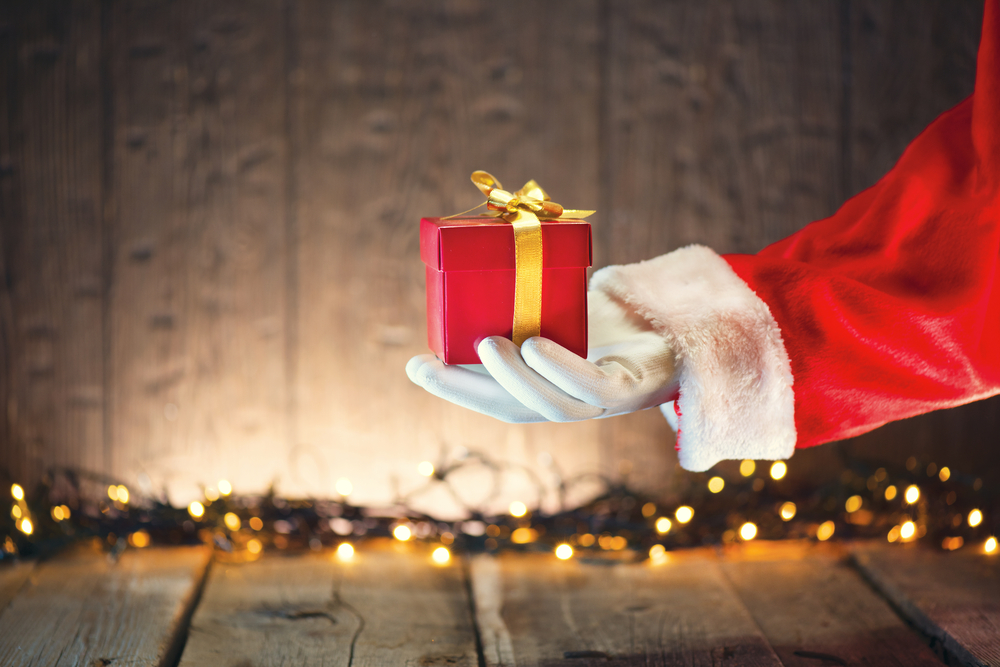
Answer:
457, 171, 594, 347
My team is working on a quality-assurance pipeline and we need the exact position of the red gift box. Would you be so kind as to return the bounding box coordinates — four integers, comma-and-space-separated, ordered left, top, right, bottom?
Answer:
420, 216, 592, 365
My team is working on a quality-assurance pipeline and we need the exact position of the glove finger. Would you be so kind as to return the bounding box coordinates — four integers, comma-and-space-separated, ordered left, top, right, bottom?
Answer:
405, 354, 549, 423
521, 335, 674, 409
477, 337, 604, 422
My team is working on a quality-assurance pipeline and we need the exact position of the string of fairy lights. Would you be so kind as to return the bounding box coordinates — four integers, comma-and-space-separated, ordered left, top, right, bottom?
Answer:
1, 451, 997, 564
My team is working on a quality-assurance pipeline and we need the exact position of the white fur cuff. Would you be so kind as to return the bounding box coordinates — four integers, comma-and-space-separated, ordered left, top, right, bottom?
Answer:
590, 245, 796, 471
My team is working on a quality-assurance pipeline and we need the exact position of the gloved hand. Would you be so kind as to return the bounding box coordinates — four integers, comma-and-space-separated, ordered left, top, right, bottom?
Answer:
405, 290, 679, 423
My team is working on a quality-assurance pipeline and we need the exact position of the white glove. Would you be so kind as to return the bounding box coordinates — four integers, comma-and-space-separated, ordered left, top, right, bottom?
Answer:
405, 291, 679, 423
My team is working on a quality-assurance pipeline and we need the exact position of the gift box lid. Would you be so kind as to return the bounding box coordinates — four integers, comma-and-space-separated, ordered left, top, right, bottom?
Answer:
420, 216, 592, 272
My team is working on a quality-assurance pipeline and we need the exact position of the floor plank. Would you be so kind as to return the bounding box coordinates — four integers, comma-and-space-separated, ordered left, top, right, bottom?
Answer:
852, 543, 1000, 667
179, 540, 478, 667
471, 549, 782, 666
0, 544, 210, 667
721, 542, 942, 667
0, 561, 34, 612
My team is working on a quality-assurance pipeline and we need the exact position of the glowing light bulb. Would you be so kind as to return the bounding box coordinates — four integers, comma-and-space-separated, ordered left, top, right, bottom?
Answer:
337, 542, 355, 561
884, 485, 897, 501
11, 484, 24, 501
218, 480, 232, 496
904, 485, 920, 504
986, 537, 997, 554
188, 501, 205, 519
739, 460, 755, 477
18, 518, 33, 535
770, 462, 787, 480
129, 530, 150, 548
417, 461, 435, 477
938, 467, 951, 482
779, 502, 797, 521
816, 521, 835, 541
224, 512, 241, 531
393, 525, 412, 541
900, 521, 916, 540
555, 544, 573, 560
247, 539, 262, 555
845, 495, 863, 513
509, 501, 527, 518
336, 478, 353, 497
969, 509, 983, 527
116, 485, 129, 504
675, 506, 694, 524
432, 547, 451, 564
707, 477, 725, 493
740, 522, 757, 541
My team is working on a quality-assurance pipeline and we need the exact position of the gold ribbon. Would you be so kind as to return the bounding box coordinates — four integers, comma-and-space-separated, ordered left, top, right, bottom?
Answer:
457, 171, 594, 346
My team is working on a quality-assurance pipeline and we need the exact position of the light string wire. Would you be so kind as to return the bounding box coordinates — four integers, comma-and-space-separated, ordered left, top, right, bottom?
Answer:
1, 451, 996, 562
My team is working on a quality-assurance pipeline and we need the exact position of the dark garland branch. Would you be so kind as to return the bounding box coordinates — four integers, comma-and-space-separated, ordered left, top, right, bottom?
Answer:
1, 452, 996, 562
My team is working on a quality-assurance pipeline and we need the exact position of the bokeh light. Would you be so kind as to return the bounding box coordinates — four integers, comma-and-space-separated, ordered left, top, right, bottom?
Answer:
707, 477, 725, 493
337, 542, 355, 561
779, 502, 796, 521
188, 501, 205, 519
816, 521, 835, 541
393, 525, 412, 541
555, 543, 574, 560
900, 521, 916, 540
509, 501, 527, 518
218, 480, 232, 496
885, 485, 898, 501
985, 537, 998, 554
845, 495, 863, 513
904, 485, 920, 504
432, 547, 451, 564
224, 512, 241, 531
739, 460, 755, 477
968, 509, 983, 527
675, 506, 694, 524
10, 484, 23, 501
740, 522, 757, 541
18, 518, 33, 535
641, 502, 657, 517
247, 539, 262, 555
129, 530, 150, 548
249, 517, 263, 531
649, 544, 668, 565
655, 517, 672, 534
418, 461, 435, 477
938, 467, 951, 482
770, 462, 787, 480
336, 478, 353, 497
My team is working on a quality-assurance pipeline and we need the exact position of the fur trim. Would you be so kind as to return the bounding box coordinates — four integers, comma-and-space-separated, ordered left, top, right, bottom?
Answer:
590, 245, 796, 471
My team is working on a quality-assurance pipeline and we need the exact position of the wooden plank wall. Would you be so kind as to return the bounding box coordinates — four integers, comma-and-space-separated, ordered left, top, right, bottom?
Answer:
0, 0, 993, 508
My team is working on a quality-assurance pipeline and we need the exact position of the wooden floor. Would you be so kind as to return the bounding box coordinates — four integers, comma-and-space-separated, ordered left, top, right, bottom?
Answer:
0, 540, 996, 666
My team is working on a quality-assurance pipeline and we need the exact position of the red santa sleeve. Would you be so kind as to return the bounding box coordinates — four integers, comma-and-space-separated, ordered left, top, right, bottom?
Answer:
589, 0, 1000, 471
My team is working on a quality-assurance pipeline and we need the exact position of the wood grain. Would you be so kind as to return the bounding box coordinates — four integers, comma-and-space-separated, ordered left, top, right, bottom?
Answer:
0, 0, 106, 486
106, 0, 289, 499
721, 542, 942, 667
289, 0, 614, 511
179, 541, 477, 667
853, 543, 1000, 667
471, 549, 782, 666
0, 544, 210, 667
